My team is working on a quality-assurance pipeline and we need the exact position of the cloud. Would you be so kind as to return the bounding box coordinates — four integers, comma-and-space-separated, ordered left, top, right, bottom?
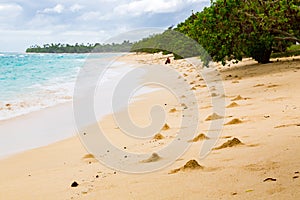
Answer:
114, 0, 179, 16
39, 4, 64, 14
70, 4, 83, 12
0, 3, 23, 18
0, 0, 211, 51
114, 0, 208, 16
0, 3, 23, 27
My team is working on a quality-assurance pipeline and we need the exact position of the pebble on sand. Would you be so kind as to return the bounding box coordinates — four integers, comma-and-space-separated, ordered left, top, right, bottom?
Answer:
71, 181, 79, 187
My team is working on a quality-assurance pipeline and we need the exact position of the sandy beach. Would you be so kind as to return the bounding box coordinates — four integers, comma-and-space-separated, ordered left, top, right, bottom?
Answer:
0, 53, 300, 199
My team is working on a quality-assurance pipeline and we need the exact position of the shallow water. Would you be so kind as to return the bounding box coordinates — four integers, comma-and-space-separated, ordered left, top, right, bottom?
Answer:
0, 52, 125, 120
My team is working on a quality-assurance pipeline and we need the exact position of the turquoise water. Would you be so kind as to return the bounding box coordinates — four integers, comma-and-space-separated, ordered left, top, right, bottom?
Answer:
0, 52, 121, 120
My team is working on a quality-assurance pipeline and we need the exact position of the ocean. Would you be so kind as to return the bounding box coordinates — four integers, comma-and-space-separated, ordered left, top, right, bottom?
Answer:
0, 52, 162, 157
0, 52, 126, 121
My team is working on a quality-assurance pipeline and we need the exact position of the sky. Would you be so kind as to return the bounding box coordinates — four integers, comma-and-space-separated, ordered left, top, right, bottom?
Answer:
0, 0, 210, 52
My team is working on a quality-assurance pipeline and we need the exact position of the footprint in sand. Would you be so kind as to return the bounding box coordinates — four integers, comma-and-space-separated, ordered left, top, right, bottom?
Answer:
225, 118, 243, 125
205, 113, 224, 121
267, 84, 279, 88
254, 84, 265, 87
169, 159, 204, 174
213, 138, 243, 150
140, 153, 161, 163
274, 123, 300, 128
188, 133, 209, 142
226, 102, 239, 108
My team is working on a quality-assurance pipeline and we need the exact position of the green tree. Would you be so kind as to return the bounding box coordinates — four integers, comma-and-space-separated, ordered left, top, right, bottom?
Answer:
176, 0, 300, 64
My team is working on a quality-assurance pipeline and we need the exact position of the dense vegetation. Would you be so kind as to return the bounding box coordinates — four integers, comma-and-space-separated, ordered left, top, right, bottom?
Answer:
133, 0, 300, 64
131, 28, 209, 61
26, 41, 133, 53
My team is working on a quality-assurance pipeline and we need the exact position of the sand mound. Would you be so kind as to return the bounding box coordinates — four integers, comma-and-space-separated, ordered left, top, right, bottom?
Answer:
211, 93, 218, 97
180, 103, 188, 109
225, 118, 243, 125
83, 154, 95, 159
214, 138, 243, 150
170, 159, 203, 174
162, 123, 170, 130
184, 160, 203, 169
153, 133, 165, 140
82, 154, 98, 163
169, 108, 177, 113
226, 102, 239, 108
188, 133, 209, 142
231, 95, 245, 101
205, 113, 223, 121
140, 153, 161, 163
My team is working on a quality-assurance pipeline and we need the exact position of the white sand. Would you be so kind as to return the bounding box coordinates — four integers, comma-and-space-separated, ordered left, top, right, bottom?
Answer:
0, 53, 300, 199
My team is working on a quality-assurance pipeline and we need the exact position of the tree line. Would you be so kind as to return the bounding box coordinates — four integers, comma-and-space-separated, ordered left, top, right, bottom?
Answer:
132, 0, 300, 64
26, 41, 133, 53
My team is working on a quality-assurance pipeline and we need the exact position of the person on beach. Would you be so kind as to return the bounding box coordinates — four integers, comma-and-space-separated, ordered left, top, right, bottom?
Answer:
165, 57, 171, 64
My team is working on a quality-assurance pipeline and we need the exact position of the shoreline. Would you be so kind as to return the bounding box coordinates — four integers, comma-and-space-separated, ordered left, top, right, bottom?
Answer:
0, 54, 300, 199
0, 53, 164, 159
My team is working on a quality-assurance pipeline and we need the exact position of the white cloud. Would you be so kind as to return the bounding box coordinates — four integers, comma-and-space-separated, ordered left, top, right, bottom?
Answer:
114, 0, 184, 16
0, 0, 210, 51
79, 11, 112, 21
0, 3, 23, 18
70, 4, 83, 12
39, 4, 64, 14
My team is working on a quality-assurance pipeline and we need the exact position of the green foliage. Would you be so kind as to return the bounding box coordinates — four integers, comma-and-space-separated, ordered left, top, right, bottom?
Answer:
287, 44, 300, 51
26, 41, 133, 53
132, 0, 299, 65
271, 44, 300, 58
176, 0, 300, 64
131, 29, 212, 65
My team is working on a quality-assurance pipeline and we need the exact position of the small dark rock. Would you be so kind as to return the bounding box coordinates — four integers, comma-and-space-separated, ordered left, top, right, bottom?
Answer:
96, 175, 99, 178
293, 176, 299, 179
114, 172, 117, 174
71, 181, 79, 187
